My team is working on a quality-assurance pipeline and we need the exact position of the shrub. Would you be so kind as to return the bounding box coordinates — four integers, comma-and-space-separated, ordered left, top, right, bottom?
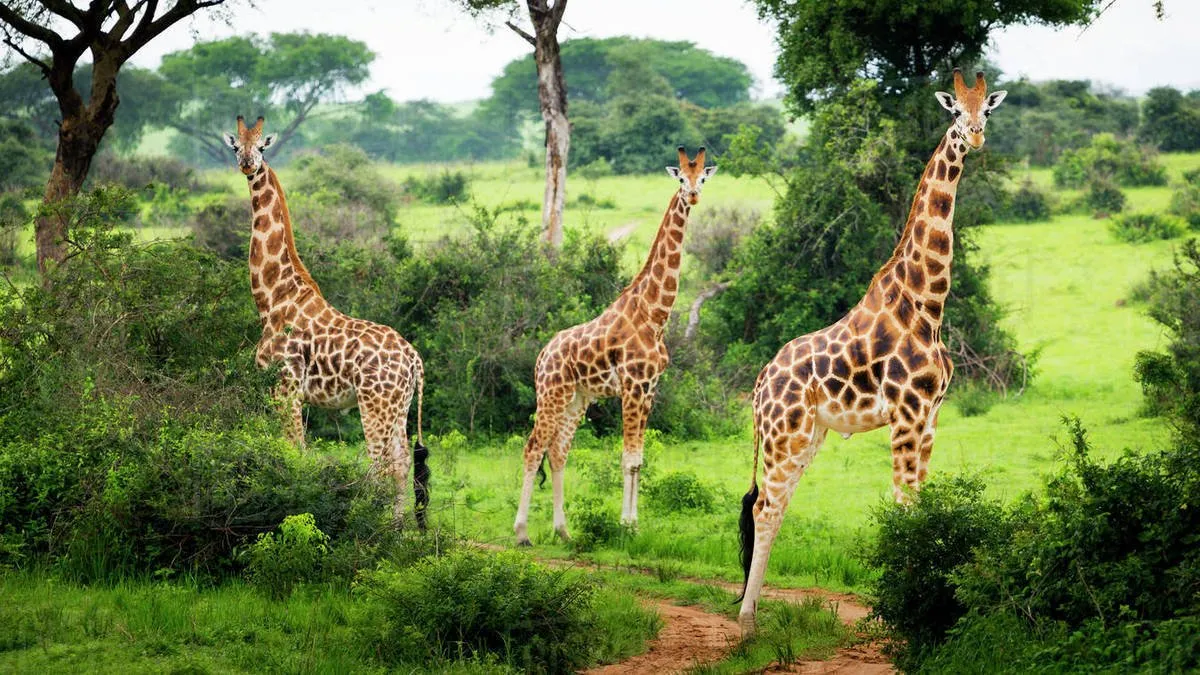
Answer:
1134, 239, 1200, 437
685, 204, 761, 276
574, 158, 614, 180
1084, 176, 1126, 217
1053, 133, 1168, 189
189, 196, 248, 260
290, 144, 398, 220
1003, 179, 1053, 222
85, 152, 210, 193
644, 471, 715, 512
1108, 212, 1185, 244
865, 475, 1012, 669
0, 191, 27, 267
360, 549, 596, 672
569, 496, 625, 553
401, 170, 471, 205
1169, 181, 1200, 229
247, 513, 331, 599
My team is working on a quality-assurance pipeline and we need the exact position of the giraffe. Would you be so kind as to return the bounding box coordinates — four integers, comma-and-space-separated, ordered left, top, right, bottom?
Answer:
222, 116, 431, 528
734, 71, 1007, 634
513, 146, 717, 546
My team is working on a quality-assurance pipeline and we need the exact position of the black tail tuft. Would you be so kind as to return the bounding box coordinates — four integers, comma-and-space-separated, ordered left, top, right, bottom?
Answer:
413, 441, 430, 532
536, 455, 547, 488
735, 481, 759, 603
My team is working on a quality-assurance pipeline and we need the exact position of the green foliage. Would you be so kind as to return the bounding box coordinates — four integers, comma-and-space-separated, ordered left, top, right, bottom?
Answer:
359, 549, 597, 672
1004, 178, 1053, 222
247, 513, 331, 599
290, 144, 397, 221
1053, 133, 1168, 189
1139, 86, 1200, 152
756, 0, 1096, 115
1084, 176, 1127, 216
189, 196, 249, 261
1134, 239, 1200, 437
85, 152, 210, 193
865, 475, 1013, 668
0, 192, 28, 267
1108, 212, 1185, 244
0, 118, 52, 192
1169, 180, 1200, 229
987, 78, 1140, 166
568, 496, 625, 553
684, 205, 761, 277
402, 170, 472, 204
143, 33, 374, 164
644, 471, 716, 512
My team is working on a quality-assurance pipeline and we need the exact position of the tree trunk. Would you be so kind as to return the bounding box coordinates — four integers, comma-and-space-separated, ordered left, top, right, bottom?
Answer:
529, 1, 568, 249
36, 62, 120, 275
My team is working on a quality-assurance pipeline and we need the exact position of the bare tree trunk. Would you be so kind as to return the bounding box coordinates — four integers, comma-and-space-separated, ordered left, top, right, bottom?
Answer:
509, 0, 568, 249
686, 282, 729, 341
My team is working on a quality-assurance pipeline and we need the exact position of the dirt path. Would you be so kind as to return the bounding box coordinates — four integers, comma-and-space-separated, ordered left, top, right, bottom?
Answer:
586, 599, 739, 674
607, 222, 638, 243
470, 544, 893, 674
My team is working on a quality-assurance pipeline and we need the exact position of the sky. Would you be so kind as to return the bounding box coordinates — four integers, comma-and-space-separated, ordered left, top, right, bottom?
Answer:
117, 0, 1200, 103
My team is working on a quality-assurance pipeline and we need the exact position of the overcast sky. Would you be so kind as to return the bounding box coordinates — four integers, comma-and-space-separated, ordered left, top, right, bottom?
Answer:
119, 0, 1200, 103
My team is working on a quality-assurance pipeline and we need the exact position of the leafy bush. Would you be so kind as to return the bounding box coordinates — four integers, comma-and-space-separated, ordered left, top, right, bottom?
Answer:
1084, 176, 1127, 217
87, 152, 211, 193
247, 513, 331, 599
569, 496, 625, 553
865, 475, 1012, 669
189, 196, 248, 260
1108, 212, 1185, 244
1134, 239, 1200, 436
1053, 133, 1167, 189
290, 144, 398, 220
360, 549, 596, 672
644, 471, 715, 512
1169, 180, 1200, 229
402, 170, 471, 205
1003, 179, 1053, 222
685, 204, 761, 276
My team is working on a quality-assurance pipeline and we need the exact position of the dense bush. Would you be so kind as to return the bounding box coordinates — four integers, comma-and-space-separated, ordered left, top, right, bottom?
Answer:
289, 144, 398, 222
1003, 179, 1053, 222
684, 204, 761, 276
1083, 176, 1127, 217
1134, 239, 1200, 435
1053, 133, 1167, 189
1169, 180, 1200, 229
865, 475, 1012, 668
644, 471, 716, 512
1108, 212, 1185, 244
247, 513, 331, 599
1138, 86, 1200, 152
568, 496, 626, 553
870, 419, 1200, 672
401, 170, 471, 204
0, 119, 53, 192
189, 196, 248, 260
360, 549, 596, 672
86, 152, 211, 193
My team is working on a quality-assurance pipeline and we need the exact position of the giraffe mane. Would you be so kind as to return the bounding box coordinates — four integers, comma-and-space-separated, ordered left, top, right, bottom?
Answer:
266, 167, 323, 297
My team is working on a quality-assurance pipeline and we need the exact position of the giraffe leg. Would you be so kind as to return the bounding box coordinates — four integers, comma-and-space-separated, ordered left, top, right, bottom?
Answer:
514, 388, 570, 546
550, 391, 587, 541
391, 413, 414, 526
274, 380, 306, 450
915, 402, 942, 486
738, 421, 827, 636
889, 412, 929, 503
619, 390, 653, 527
360, 393, 407, 523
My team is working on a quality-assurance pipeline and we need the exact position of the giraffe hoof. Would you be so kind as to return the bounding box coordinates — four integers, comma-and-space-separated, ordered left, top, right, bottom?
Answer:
738, 612, 757, 639
516, 537, 533, 548
554, 526, 570, 542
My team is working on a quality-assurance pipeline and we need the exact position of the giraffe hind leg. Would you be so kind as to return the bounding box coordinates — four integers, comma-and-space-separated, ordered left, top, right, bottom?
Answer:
550, 391, 587, 541
514, 388, 570, 546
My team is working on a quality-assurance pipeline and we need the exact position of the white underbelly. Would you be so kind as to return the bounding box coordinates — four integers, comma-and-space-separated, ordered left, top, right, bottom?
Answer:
815, 398, 889, 436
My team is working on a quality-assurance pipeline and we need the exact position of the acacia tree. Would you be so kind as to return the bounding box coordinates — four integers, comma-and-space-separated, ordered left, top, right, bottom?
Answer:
458, 0, 568, 249
0, 0, 236, 275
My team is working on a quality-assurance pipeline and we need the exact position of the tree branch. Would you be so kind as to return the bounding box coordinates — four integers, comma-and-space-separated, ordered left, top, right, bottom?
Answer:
0, 3, 66, 50
37, 0, 88, 29
0, 29, 50, 73
505, 19, 535, 47
120, 0, 227, 59
686, 282, 729, 341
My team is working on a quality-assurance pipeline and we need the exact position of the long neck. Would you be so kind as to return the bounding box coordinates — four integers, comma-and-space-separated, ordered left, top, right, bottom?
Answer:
623, 191, 691, 331
246, 164, 324, 325
867, 125, 968, 324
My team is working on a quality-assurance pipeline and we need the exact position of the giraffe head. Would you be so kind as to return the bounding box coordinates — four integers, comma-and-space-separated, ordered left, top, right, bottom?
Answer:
222, 116, 277, 175
666, 146, 717, 205
935, 70, 1007, 150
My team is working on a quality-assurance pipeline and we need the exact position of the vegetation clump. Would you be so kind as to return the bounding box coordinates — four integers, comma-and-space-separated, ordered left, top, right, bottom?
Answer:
1108, 212, 1185, 244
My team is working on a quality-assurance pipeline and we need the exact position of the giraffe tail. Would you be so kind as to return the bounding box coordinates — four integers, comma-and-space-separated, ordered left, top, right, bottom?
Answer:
413, 357, 430, 532
735, 426, 761, 603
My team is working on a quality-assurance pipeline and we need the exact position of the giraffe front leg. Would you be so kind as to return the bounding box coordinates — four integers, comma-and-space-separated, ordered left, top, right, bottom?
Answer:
889, 413, 929, 504
915, 401, 942, 487
274, 380, 306, 450
619, 390, 653, 527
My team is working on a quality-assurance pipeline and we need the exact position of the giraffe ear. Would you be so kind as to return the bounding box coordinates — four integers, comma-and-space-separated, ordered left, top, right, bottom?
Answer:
223, 133, 238, 151
934, 91, 955, 112
702, 165, 717, 178
666, 167, 682, 178
985, 90, 1008, 111
259, 133, 277, 150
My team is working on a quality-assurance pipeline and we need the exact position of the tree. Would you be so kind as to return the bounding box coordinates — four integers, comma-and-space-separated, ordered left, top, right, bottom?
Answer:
0, 0, 238, 275
146, 32, 373, 164
1139, 87, 1200, 152
754, 0, 1098, 116
458, 0, 569, 249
